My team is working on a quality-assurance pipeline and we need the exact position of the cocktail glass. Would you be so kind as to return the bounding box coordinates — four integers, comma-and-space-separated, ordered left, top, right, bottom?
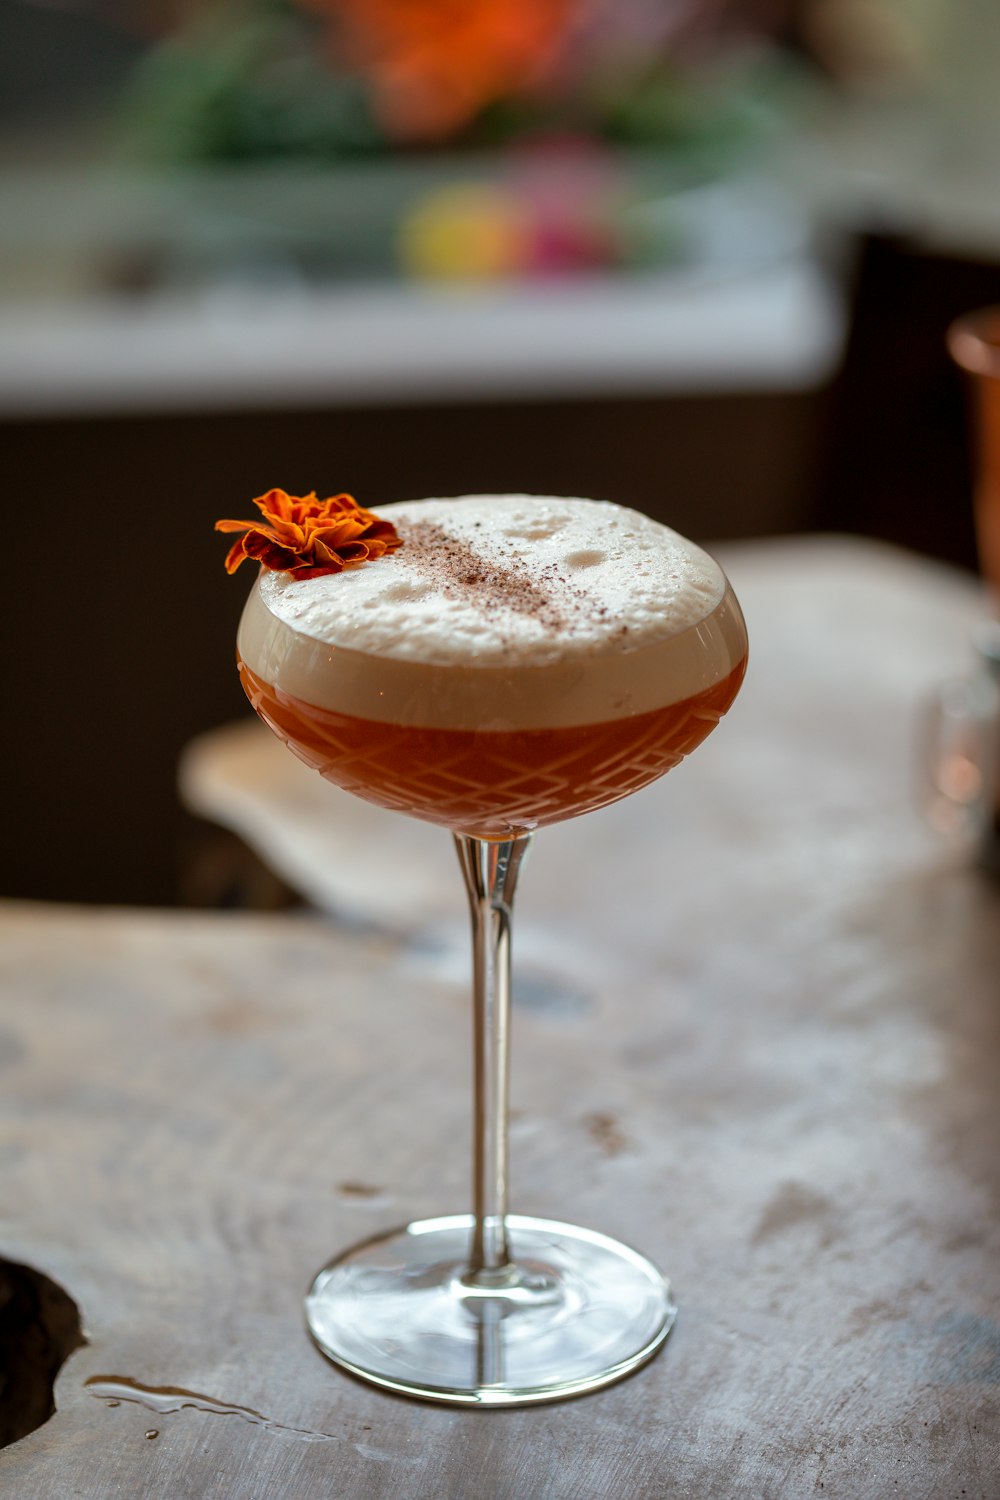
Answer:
233, 498, 748, 1406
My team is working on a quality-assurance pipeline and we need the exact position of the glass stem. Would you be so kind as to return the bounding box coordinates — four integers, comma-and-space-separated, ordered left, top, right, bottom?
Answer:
454, 832, 532, 1282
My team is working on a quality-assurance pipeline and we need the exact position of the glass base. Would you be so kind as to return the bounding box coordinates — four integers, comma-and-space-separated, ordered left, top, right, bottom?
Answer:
305, 1213, 676, 1407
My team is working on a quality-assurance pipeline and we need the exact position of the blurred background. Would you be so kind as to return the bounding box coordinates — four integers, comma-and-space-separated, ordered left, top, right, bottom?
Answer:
3, 0, 1000, 907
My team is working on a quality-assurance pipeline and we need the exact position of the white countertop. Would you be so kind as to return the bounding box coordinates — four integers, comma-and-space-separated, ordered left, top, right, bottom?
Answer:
0, 255, 844, 418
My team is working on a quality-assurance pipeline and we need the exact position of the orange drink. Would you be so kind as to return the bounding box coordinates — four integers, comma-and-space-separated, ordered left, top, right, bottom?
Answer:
236, 494, 747, 837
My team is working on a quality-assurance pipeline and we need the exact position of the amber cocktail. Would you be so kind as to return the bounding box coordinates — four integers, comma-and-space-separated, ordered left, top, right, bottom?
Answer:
234, 493, 747, 1405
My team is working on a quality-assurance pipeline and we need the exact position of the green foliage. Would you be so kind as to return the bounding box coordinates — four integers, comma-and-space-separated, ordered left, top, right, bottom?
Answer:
118, 0, 382, 163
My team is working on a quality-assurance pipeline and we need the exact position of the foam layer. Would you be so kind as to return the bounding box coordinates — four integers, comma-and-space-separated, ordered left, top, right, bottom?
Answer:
237, 495, 747, 729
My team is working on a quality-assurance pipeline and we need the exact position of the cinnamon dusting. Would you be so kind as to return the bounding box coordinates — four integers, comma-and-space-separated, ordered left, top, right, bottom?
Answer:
400, 518, 583, 636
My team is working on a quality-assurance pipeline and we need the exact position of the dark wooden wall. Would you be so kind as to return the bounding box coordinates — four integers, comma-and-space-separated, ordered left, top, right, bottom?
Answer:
816, 233, 1000, 566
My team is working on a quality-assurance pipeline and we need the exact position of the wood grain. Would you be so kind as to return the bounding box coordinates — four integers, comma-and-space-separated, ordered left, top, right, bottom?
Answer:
2, 538, 999, 1498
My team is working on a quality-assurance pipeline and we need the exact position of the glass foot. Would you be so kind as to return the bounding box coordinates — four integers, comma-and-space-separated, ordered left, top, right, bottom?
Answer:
305, 1213, 676, 1406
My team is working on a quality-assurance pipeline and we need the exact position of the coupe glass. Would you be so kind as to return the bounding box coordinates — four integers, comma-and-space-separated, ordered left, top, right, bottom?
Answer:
234, 513, 747, 1406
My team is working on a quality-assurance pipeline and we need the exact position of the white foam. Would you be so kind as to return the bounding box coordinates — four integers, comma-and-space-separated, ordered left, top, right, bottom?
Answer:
237, 494, 747, 729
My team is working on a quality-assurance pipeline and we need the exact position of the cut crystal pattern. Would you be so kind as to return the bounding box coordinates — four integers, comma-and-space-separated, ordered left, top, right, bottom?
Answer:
239, 663, 743, 837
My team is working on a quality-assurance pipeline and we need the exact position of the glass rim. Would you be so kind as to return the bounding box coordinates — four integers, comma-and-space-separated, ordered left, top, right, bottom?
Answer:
947, 305, 1000, 377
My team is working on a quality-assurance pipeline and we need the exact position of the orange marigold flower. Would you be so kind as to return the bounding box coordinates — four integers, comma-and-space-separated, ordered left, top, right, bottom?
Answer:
216, 488, 403, 578
301, 0, 577, 142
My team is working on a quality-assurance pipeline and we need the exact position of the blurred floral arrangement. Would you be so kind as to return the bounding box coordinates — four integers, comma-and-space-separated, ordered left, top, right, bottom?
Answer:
123, 0, 791, 159
114, 0, 801, 280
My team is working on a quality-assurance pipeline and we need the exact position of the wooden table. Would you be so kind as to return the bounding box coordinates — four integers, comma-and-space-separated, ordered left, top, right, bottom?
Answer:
2, 538, 999, 1498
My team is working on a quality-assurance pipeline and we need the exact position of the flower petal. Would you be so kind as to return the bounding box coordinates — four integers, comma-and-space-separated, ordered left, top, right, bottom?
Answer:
252, 488, 296, 522
313, 537, 369, 565
241, 528, 305, 572
215, 517, 258, 534
222, 537, 249, 573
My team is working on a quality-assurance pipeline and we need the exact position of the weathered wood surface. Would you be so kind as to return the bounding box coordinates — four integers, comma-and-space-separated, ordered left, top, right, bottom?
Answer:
2, 537, 1000, 1499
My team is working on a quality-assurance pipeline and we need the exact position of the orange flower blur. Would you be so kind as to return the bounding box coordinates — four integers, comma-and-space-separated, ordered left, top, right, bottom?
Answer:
216, 489, 403, 578
303, 0, 578, 141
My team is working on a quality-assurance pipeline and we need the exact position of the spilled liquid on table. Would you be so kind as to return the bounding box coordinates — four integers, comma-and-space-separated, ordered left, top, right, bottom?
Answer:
84, 1376, 337, 1444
